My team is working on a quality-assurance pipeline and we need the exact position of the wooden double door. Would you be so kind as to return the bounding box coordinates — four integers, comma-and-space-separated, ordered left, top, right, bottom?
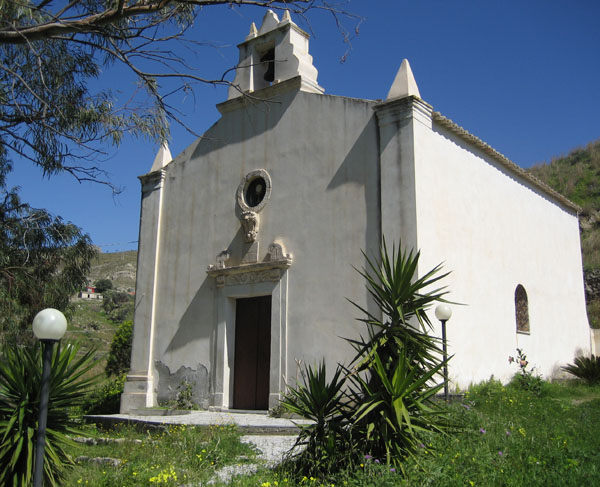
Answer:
233, 295, 272, 410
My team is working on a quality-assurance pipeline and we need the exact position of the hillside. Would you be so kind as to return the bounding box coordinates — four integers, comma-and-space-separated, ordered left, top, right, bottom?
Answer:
87, 250, 138, 291
529, 139, 600, 271
528, 139, 600, 327
67, 250, 138, 375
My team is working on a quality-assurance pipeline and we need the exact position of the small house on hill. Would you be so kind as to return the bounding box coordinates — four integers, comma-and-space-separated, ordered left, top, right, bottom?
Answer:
121, 11, 590, 412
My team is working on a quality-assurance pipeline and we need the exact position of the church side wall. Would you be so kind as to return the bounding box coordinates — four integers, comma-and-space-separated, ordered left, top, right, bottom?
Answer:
144, 90, 381, 407
413, 122, 590, 388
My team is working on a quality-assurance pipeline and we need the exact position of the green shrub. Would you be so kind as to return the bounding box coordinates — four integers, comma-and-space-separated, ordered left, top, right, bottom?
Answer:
102, 290, 133, 323
105, 320, 133, 377
346, 240, 453, 470
93, 279, 113, 293
562, 354, 600, 385
81, 374, 126, 415
0, 341, 97, 486
508, 348, 544, 395
280, 361, 355, 477
281, 239, 454, 478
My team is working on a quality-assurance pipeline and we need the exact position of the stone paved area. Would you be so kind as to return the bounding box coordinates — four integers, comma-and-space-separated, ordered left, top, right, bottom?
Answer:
86, 410, 311, 434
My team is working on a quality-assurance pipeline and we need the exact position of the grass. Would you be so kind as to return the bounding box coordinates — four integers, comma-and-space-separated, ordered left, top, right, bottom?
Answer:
63, 423, 258, 486
61, 380, 600, 486
66, 299, 119, 378
226, 380, 600, 487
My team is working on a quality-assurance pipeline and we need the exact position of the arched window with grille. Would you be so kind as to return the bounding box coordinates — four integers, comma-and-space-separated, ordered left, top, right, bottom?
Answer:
515, 285, 530, 333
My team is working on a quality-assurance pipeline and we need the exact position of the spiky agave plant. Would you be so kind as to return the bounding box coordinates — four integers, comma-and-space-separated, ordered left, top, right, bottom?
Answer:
346, 239, 454, 468
562, 354, 600, 385
280, 361, 356, 477
281, 239, 456, 476
0, 341, 98, 486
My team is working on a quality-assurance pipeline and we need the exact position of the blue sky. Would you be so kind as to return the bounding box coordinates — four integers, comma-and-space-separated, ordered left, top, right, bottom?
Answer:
7, 0, 600, 252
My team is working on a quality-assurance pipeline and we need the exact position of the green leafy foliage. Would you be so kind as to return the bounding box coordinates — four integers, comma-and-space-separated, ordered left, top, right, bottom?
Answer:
0, 2, 356, 185
280, 361, 355, 477
105, 320, 133, 377
281, 239, 453, 478
0, 164, 97, 346
346, 240, 453, 469
222, 380, 600, 486
0, 341, 98, 486
349, 348, 448, 471
81, 374, 126, 415
562, 355, 600, 385
102, 290, 134, 323
93, 279, 113, 294
508, 348, 544, 395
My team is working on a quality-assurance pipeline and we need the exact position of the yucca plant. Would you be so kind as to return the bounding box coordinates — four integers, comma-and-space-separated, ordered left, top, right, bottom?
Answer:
562, 354, 600, 385
280, 361, 356, 477
348, 238, 450, 376
348, 347, 449, 471
0, 341, 98, 486
346, 239, 454, 466
281, 239, 455, 477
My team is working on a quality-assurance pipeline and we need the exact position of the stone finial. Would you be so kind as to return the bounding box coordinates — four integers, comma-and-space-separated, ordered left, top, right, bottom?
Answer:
386, 59, 421, 100
149, 142, 172, 173
258, 9, 280, 35
246, 22, 258, 40
280, 10, 292, 25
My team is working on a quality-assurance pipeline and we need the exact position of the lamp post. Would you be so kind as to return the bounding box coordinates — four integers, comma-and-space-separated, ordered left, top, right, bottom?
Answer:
32, 308, 67, 487
435, 304, 452, 402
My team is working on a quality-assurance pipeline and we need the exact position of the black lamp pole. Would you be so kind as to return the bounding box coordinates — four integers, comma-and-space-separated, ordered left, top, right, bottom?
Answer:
32, 308, 67, 487
441, 319, 449, 402
435, 304, 452, 403
33, 339, 56, 487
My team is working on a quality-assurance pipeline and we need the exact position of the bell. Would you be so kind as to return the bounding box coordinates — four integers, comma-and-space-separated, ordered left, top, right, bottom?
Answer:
261, 49, 275, 83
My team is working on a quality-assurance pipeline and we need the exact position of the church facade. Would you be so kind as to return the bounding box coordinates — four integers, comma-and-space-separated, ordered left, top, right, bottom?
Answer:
121, 11, 591, 413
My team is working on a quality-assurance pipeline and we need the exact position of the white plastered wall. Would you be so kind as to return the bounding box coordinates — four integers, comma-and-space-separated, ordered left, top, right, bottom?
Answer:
142, 85, 381, 408
412, 120, 590, 388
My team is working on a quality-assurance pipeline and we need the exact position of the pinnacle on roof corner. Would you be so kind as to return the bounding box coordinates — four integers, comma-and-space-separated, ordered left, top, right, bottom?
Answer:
280, 10, 292, 24
386, 59, 421, 100
149, 142, 172, 173
247, 22, 258, 39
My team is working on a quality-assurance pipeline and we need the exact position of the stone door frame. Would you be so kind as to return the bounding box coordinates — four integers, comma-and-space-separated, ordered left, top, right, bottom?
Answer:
210, 272, 289, 410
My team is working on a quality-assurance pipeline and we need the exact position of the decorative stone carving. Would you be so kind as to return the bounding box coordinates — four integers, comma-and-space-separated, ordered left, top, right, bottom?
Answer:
266, 241, 292, 262
206, 240, 293, 288
207, 250, 230, 271
241, 211, 259, 243
225, 269, 281, 286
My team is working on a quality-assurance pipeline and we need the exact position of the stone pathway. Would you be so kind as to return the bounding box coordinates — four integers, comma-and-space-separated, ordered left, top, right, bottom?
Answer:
210, 434, 301, 484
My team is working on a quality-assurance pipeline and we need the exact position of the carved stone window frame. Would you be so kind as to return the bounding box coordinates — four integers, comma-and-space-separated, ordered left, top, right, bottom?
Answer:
237, 169, 272, 213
